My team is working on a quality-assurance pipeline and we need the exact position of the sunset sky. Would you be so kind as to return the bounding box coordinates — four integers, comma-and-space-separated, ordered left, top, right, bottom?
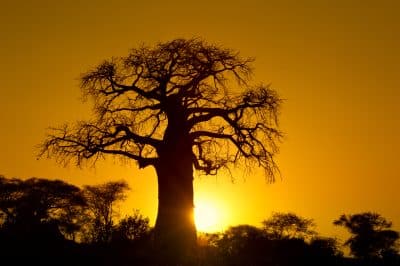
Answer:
1, 0, 399, 240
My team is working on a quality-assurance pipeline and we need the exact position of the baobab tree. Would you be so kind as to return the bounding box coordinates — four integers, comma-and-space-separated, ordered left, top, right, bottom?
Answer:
40, 38, 282, 258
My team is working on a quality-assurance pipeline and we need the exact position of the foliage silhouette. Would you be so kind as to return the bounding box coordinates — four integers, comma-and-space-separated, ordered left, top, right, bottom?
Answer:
310, 237, 343, 256
112, 209, 150, 243
0, 176, 85, 241
217, 225, 268, 264
0, 176, 88, 266
1, 178, 399, 266
39, 38, 282, 259
334, 212, 400, 261
82, 180, 130, 244
262, 212, 316, 240
205, 224, 342, 266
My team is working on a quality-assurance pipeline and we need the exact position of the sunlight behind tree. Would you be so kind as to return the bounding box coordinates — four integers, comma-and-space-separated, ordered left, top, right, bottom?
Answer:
194, 199, 225, 233
39, 38, 282, 261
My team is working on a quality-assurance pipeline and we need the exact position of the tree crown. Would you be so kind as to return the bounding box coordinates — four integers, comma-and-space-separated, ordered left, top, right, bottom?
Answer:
262, 212, 316, 240
40, 38, 282, 180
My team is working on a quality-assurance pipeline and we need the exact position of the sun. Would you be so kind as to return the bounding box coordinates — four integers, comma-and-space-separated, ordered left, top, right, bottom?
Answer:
194, 200, 222, 232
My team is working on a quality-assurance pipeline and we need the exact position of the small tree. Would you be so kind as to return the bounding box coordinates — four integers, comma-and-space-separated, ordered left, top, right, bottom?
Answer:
218, 225, 265, 260
83, 180, 130, 243
309, 237, 343, 258
112, 209, 150, 242
262, 212, 316, 240
40, 38, 282, 257
334, 212, 399, 259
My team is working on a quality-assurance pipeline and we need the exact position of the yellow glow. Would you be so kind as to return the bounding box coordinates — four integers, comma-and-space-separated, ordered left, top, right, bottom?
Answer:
1, 0, 400, 242
194, 200, 223, 232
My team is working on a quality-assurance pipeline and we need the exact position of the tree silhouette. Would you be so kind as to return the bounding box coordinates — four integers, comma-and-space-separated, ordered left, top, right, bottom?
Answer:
0, 176, 85, 238
39, 38, 282, 257
112, 209, 150, 243
83, 180, 129, 243
262, 212, 316, 240
309, 237, 343, 258
217, 225, 267, 265
334, 212, 400, 260
0, 176, 23, 227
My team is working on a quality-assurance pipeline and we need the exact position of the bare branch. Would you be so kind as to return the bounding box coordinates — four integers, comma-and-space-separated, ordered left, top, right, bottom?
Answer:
40, 38, 282, 181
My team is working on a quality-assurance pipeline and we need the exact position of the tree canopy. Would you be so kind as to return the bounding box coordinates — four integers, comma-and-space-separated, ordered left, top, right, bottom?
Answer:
262, 212, 316, 240
334, 212, 400, 259
40, 38, 282, 180
0, 176, 86, 241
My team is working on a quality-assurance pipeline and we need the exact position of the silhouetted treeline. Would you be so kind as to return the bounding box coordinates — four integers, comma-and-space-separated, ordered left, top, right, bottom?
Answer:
0, 175, 150, 265
0, 175, 399, 266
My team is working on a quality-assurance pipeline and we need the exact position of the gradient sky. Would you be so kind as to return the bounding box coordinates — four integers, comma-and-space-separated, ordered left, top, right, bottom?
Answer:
1, 0, 399, 241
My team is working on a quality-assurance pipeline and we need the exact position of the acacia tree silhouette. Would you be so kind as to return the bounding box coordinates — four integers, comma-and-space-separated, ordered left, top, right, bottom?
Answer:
83, 181, 130, 243
0, 176, 85, 241
40, 38, 282, 258
262, 212, 316, 240
334, 212, 399, 260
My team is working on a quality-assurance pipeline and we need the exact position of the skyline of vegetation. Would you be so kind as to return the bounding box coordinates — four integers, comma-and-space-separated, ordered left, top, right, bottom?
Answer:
1, 175, 398, 253
1, 175, 399, 265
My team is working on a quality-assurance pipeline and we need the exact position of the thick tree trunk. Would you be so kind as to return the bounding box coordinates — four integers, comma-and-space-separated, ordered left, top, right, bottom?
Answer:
153, 157, 196, 261
153, 102, 197, 262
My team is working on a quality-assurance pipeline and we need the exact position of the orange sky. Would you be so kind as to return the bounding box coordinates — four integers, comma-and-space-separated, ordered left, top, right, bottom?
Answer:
1, 0, 399, 241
